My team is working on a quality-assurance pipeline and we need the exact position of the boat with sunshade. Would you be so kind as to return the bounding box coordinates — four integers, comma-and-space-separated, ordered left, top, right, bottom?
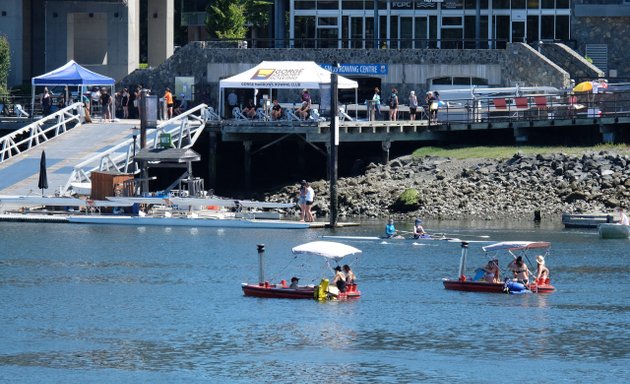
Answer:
443, 241, 555, 294
242, 241, 362, 300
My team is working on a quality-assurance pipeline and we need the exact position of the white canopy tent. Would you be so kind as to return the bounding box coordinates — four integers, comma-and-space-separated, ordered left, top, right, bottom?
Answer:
218, 61, 359, 118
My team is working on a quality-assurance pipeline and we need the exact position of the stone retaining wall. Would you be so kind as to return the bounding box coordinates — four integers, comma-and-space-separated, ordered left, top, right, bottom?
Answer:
120, 42, 576, 107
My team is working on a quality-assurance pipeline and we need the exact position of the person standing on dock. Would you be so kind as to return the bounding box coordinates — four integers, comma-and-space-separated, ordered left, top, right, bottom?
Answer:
297, 181, 307, 221
409, 91, 418, 121
304, 181, 315, 222
372, 87, 381, 120
388, 88, 399, 121
164, 87, 174, 119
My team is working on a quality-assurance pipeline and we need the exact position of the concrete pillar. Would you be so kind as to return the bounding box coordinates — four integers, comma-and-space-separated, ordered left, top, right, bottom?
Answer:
206, 130, 218, 190
381, 140, 391, 164
147, 0, 173, 68
514, 127, 529, 144
600, 124, 617, 143
243, 140, 252, 191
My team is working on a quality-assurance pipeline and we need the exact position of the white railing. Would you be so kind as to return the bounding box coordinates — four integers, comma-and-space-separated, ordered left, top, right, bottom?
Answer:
61, 104, 209, 195
0, 102, 83, 163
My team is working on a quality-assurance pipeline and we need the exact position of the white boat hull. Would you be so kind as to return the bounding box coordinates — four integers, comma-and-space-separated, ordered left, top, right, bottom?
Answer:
66, 215, 309, 229
598, 223, 630, 239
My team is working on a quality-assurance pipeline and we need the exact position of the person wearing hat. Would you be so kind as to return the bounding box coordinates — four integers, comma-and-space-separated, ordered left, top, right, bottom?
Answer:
535, 255, 550, 284
332, 266, 347, 293
289, 276, 300, 289
385, 218, 399, 239
412, 218, 427, 239
409, 90, 418, 121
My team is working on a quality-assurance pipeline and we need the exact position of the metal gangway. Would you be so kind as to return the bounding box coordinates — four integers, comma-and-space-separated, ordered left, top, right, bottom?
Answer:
61, 103, 211, 195
0, 102, 84, 163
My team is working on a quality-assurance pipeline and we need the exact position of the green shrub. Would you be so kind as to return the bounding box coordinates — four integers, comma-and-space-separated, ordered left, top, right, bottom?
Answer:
391, 188, 420, 212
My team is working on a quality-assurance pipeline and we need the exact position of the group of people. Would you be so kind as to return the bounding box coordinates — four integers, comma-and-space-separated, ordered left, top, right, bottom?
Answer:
228, 89, 311, 121
297, 180, 315, 222
478, 254, 550, 285
332, 264, 356, 293
371, 87, 440, 122
384, 218, 427, 239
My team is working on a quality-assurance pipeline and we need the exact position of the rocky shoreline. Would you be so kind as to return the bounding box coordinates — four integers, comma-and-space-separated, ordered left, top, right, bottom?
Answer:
264, 151, 630, 221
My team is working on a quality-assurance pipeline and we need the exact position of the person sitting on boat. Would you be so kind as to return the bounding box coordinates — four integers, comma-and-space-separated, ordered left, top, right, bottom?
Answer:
412, 218, 427, 239
385, 219, 399, 238
535, 255, 550, 284
508, 256, 530, 284
289, 276, 300, 289
479, 259, 500, 283
343, 264, 356, 284
332, 266, 347, 293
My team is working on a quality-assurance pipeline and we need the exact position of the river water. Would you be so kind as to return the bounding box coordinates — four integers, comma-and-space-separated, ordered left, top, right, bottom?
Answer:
0, 219, 628, 383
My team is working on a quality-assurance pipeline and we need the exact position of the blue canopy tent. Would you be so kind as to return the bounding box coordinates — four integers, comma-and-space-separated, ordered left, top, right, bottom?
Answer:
31, 60, 115, 118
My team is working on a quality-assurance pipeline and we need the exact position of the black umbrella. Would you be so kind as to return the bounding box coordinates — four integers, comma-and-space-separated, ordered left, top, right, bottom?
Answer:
38, 150, 48, 196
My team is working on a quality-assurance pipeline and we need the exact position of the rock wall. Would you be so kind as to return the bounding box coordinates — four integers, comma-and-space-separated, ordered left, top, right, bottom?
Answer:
265, 151, 630, 221
120, 42, 572, 107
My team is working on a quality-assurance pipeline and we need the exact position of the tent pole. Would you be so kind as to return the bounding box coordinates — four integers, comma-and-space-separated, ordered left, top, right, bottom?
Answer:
31, 82, 35, 118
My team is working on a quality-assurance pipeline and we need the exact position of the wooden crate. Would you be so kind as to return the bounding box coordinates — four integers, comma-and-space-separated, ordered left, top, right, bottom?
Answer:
90, 171, 134, 200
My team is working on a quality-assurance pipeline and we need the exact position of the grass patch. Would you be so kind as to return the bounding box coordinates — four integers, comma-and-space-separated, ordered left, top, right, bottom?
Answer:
412, 144, 630, 160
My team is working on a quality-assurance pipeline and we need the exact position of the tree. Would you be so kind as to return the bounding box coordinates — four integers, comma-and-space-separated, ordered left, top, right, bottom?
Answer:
205, 0, 247, 39
0, 35, 10, 94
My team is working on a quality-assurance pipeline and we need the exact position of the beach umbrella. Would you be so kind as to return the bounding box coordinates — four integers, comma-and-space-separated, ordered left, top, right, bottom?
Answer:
573, 81, 593, 93
38, 150, 48, 196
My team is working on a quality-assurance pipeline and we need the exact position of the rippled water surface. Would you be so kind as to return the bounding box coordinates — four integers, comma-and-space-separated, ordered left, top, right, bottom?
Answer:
0, 220, 628, 383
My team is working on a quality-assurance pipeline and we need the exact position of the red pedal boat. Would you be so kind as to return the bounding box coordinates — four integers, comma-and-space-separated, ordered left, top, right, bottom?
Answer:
443, 241, 555, 294
242, 241, 362, 300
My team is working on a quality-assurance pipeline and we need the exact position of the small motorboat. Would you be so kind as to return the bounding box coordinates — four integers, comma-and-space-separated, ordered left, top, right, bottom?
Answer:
598, 223, 630, 239
442, 241, 555, 294
242, 241, 362, 300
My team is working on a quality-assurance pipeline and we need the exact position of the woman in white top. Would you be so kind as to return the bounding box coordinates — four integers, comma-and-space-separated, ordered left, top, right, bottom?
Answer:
304, 181, 315, 222
409, 90, 418, 120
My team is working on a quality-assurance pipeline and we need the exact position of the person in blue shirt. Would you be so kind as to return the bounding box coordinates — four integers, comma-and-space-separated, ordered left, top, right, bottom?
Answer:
385, 218, 398, 238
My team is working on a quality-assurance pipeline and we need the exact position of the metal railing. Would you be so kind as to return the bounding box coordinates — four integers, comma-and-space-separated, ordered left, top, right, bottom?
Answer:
61, 103, 209, 196
0, 102, 83, 163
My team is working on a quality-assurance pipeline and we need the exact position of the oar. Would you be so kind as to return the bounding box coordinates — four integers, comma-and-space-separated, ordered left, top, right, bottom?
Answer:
436, 232, 491, 239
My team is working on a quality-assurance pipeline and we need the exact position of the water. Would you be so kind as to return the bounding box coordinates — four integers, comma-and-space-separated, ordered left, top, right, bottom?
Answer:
0, 220, 628, 383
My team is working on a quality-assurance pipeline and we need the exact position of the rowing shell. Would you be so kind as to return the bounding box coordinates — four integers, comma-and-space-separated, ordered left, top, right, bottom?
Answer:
320, 235, 459, 242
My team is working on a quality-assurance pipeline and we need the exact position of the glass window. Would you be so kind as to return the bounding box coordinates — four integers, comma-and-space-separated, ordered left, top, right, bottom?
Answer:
318, 0, 339, 10
556, 0, 569, 8
318, 17, 338, 26
541, 0, 554, 9
294, 17, 316, 48
295, 1, 316, 10
365, 17, 375, 49
527, 15, 539, 45
429, 15, 438, 48
465, 0, 477, 9
511, 0, 526, 9
442, 17, 463, 26
442, 0, 464, 9
494, 0, 510, 9
527, 0, 539, 10
390, 17, 398, 48
555, 15, 569, 41
471, 77, 489, 86
541, 15, 554, 39
343, 0, 364, 10
415, 16, 428, 49
317, 28, 339, 48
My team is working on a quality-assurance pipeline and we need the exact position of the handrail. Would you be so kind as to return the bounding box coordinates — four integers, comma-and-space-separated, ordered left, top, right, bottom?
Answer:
61, 104, 209, 195
0, 102, 83, 163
